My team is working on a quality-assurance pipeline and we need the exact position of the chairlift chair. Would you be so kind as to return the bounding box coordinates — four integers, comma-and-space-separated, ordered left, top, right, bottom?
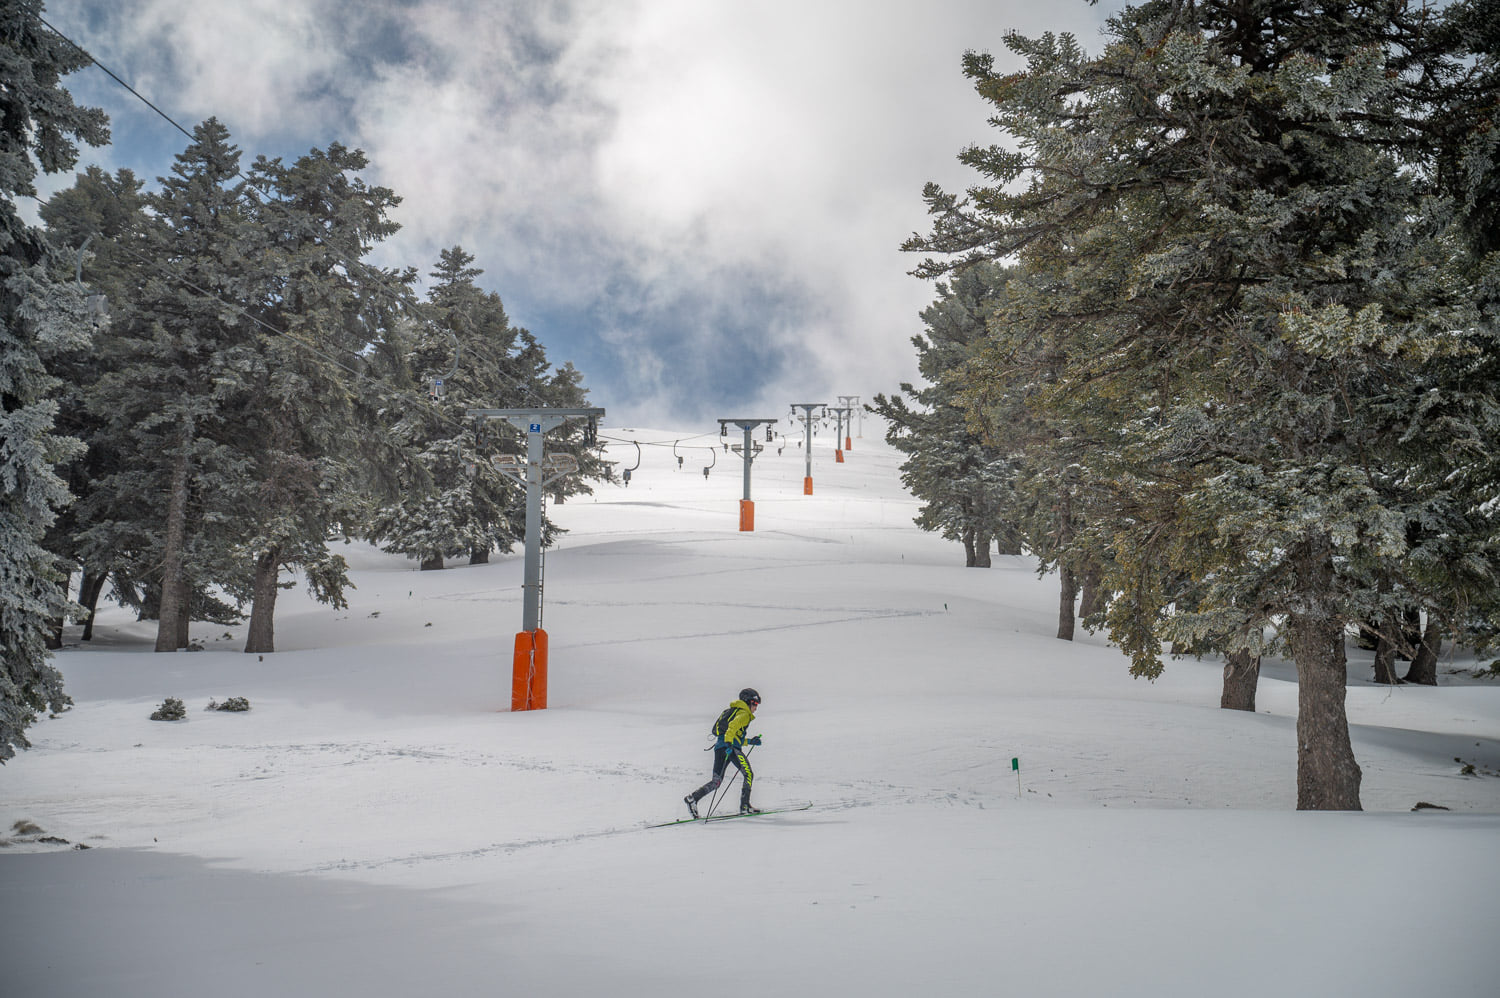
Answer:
622, 440, 641, 486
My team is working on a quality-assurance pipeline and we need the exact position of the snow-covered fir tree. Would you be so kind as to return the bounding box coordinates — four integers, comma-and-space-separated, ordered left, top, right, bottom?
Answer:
0, 0, 108, 759
904, 0, 1500, 809
872, 262, 1021, 568
365, 247, 602, 570
234, 145, 410, 653
84, 119, 261, 652
39, 165, 148, 640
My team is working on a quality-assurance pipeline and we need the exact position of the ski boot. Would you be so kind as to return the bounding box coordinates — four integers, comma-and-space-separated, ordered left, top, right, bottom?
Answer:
684, 795, 700, 819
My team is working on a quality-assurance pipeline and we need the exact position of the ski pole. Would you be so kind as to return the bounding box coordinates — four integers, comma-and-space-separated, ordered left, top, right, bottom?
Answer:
707, 745, 752, 816
708, 769, 739, 818
706, 744, 755, 818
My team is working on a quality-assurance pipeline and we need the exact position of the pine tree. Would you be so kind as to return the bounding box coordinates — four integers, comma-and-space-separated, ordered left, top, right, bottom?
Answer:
906, 0, 1500, 808
0, 0, 108, 759
873, 262, 1022, 568
39, 166, 148, 640
86, 119, 260, 652
365, 247, 601, 569
235, 145, 409, 653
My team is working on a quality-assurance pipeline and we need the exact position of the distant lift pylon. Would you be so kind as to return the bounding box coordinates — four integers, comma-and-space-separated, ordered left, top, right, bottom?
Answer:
790, 403, 827, 494
718, 418, 777, 531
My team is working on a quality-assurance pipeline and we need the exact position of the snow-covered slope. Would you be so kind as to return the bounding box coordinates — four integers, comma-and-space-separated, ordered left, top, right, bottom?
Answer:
4, 426, 1497, 997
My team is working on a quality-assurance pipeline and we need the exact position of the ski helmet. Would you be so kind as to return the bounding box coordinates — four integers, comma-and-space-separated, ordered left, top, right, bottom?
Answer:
740, 688, 761, 706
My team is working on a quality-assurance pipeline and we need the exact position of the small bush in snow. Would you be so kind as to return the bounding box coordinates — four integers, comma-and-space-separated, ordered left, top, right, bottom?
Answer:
149, 698, 186, 721
206, 697, 250, 712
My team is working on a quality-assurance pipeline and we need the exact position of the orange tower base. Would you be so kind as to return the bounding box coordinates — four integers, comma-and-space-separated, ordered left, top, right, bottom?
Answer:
739, 499, 755, 531
511, 627, 549, 711
804, 476, 814, 495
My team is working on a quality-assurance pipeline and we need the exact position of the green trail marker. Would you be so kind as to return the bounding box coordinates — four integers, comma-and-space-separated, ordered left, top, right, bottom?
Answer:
1012, 757, 1021, 797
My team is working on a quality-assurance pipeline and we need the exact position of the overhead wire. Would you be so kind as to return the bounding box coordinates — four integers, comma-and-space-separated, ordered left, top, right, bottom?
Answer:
28, 8, 569, 427
596, 432, 717, 448
31, 6, 196, 146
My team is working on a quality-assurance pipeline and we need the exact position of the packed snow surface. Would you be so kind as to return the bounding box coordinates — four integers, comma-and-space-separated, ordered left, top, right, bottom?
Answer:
4, 426, 1498, 997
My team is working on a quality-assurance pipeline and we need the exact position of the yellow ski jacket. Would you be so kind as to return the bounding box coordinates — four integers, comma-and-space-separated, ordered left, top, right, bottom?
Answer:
713, 699, 756, 749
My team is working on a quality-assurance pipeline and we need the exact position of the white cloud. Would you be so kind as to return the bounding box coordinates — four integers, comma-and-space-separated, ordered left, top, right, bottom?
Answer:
568, 0, 1117, 419
98, 0, 353, 136
51, 0, 1119, 424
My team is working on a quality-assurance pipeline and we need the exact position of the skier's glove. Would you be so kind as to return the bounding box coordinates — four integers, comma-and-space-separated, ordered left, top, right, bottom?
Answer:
746, 735, 762, 746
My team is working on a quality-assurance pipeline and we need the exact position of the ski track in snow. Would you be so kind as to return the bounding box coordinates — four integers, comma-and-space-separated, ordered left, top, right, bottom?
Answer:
562, 608, 936, 647
288, 789, 988, 878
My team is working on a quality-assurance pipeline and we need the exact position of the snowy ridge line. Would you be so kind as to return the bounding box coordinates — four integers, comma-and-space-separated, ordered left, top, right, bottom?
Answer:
567, 555, 844, 580
546, 597, 918, 614
222, 741, 688, 786
786, 789, 984, 812
554, 562, 838, 584
571, 503, 730, 515
565, 609, 937, 649
290, 825, 642, 874
410, 562, 846, 600
418, 588, 522, 604
425, 592, 891, 615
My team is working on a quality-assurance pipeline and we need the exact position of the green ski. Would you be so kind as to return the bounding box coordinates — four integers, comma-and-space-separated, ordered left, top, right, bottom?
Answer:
648, 802, 812, 828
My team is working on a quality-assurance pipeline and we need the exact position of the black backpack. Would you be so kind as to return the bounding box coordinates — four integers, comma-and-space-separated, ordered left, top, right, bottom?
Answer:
711, 705, 737, 739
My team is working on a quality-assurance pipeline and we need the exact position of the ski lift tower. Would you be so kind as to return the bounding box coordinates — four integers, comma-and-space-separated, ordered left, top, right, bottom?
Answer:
790, 402, 827, 494
827, 405, 852, 463
837, 395, 860, 448
467, 405, 605, 711
718, 418, 777, 530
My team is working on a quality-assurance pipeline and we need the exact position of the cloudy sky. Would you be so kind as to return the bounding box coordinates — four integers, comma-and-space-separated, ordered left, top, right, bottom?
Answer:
40, 0, 1120, 427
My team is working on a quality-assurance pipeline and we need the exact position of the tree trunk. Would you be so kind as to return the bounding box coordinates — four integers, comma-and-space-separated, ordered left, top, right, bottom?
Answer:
79, 569, 107, 641
45, 573, 69, 650
974, 531, 992, 568
961, 528, 977, 568
420, 554, 444, 571
1400, 607, 1423, 660
1372, 617, 1401, 685
1055, 486, 1076, 640
1287, 540, 1362, 810
1403, 616, 1441, 686
155, 444, 192, 653
469, 548, 490, 565
995, 527, 1022, 556
1078, 563, 1104, 620
1056, 565, 1077, 641
137, 582, 160, 622
1220, 649, 1260, 711
244, 546, 281, 654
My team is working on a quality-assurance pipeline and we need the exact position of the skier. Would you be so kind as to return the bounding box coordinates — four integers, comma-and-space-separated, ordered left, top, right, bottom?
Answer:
684, 688, 762, 817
